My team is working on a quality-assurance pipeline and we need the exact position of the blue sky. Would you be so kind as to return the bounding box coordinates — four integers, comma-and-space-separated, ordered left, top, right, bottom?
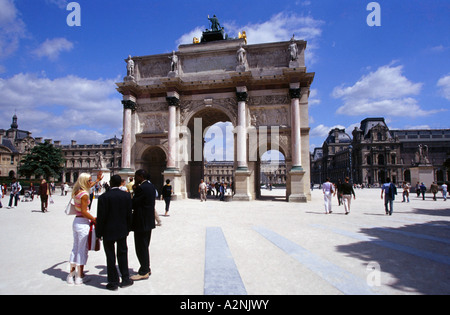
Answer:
0, 0, 449, 158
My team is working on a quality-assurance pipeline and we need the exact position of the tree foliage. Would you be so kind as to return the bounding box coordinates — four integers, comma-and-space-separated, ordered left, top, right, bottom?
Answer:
19, 142, 65, 180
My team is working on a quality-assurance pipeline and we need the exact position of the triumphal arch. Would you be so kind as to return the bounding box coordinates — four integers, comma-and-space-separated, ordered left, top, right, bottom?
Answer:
116, 18, 315, 202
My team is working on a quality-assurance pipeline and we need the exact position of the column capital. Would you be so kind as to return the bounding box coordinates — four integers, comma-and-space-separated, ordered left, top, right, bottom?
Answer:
289, 88, 301, 99
122, 100, 136, 111
166, 96, 180, 107
236, 91, 249, 102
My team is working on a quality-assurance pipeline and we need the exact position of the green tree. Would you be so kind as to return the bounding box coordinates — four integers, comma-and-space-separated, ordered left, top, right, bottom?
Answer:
19, 142, 65, 180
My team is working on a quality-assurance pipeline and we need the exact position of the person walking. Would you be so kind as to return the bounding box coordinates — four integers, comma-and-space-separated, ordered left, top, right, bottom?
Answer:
430, 182, 439, 201
219, 183, 225, 201
67, 172, 102, 285
402, 181, 410, 203
215, 182, 220, 198
442, 182, 448, 201
381, 179, 397, 215
38, 179, 51, 212
161, 179, 172, 216
199, 179, 207, 202
336, 179, 343, 206
64, 182, 69, 196
30, 182, 35, 201
322, 178, 335, 214
7, 178, 21, 209
0, 184, 3, 209
341, 177, 355, 215
131, 169, 157, 281
96, 175, 133, 291
420, 182, 427, 200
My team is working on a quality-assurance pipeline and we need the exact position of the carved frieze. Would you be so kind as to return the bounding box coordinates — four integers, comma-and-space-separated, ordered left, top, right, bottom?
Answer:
248, 94, 290, 106
136, 102, 168, 113
138, 113, 168, 134
250, 107, 290, 127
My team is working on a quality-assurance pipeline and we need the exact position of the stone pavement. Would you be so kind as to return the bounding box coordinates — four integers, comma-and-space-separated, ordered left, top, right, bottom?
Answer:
0, 188, 449, 295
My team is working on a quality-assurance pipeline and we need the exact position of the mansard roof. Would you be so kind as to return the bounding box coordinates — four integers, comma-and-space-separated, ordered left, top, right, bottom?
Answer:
359, 118, 388, 138
324, 128, 352, 145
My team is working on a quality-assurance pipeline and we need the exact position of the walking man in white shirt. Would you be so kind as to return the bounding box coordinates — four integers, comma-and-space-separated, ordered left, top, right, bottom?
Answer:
322, 178, 335, 214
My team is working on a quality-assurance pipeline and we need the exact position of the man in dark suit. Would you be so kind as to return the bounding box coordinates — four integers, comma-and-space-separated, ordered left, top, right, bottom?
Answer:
131, 169, 156, 281
96, 175, 133, 290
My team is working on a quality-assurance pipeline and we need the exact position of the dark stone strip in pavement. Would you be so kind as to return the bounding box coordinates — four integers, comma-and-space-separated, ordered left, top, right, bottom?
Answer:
254, 226, 376, 295
204, 227, 247, 295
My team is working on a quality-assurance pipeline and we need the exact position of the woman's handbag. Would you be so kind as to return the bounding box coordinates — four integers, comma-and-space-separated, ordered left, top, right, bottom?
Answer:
88, 222, 101, 252
64, 198, 77, 215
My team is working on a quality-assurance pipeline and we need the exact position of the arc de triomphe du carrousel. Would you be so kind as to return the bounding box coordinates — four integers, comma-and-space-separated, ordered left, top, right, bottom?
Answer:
116, 16, 315, 202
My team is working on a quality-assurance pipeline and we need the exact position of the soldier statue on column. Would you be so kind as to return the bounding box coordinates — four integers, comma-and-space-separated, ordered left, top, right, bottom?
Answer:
124, 55, 136, 82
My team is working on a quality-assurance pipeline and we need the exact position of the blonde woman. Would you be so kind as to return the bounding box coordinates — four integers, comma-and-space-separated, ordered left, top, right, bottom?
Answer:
67, 172, 103, 285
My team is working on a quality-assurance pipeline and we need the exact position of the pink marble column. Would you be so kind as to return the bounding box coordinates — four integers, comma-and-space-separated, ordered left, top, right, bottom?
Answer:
236, 88, 249, 170
166, 92, 180, 170
121, 98, 136, 171
289, 84, 302, 170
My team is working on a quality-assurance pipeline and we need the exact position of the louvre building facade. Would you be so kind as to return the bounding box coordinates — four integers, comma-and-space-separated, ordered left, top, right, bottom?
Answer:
1, 115, 122, 183
311, 118, 450, 186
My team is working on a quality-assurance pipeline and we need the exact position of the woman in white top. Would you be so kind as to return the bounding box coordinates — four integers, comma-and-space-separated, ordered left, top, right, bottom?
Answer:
67, 172, 102, 285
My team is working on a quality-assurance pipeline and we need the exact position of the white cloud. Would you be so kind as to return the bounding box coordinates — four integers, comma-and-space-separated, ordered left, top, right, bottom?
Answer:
404, 125, 431, 130
437, 74, 450, 100
310, 124, 346, 139
0, 0, 27, 58
234, 13, 324, 65
0, 73, 122, 144
45, 0, 69, 9
32, 38, 74, 61
176, 26, 205, 47
333, 63, 443, 117
238, 13, 323, 45
309, 88, 321, 106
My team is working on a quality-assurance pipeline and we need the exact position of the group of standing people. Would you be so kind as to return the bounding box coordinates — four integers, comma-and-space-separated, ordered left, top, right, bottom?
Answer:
198, 180, 231, 202
67, 169, 165, 291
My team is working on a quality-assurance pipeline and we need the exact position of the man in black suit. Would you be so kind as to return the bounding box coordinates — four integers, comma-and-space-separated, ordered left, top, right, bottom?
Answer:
96, 175, 133, 291
131, 169, 156, 281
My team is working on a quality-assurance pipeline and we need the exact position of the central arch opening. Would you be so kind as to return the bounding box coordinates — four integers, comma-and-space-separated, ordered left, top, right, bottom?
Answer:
258, 149, 287, 201
142, 146, 167, 193
187, 107, 234, 198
